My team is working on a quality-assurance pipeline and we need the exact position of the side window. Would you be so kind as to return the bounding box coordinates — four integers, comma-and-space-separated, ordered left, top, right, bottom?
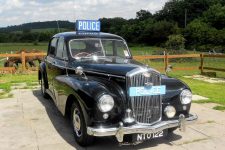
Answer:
63, 44, 68, 60
56, 38, 68, 60
49, 38, 58, 56
115, 40, 128, 58
102, 40, 113, 56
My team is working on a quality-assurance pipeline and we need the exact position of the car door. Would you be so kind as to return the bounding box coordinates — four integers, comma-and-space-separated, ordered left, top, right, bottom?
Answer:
46, 37, 58, 99
53, 37, 68, 107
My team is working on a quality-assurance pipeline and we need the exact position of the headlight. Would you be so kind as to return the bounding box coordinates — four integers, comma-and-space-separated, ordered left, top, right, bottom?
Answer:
180, 89, 192, 104
97, 94, 114, 112
164, 105, 176, 118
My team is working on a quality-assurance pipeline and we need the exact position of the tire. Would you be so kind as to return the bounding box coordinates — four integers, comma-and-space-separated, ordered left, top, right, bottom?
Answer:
71, 101, 94, 146
40, 74, 48, 98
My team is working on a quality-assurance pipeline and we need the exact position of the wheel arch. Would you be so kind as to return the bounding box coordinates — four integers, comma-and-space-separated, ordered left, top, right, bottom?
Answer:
39, 62, 49, 89
65, 94, 90, 125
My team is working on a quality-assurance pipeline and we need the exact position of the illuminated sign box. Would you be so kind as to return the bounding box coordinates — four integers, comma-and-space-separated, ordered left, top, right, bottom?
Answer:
76, 20, 101, 32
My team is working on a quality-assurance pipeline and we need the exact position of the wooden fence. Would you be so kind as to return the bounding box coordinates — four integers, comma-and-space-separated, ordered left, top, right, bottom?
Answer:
134, 54, 200, 72
200, 54, 225, 74
0, 52, 46, 73
0, 51, 224, 74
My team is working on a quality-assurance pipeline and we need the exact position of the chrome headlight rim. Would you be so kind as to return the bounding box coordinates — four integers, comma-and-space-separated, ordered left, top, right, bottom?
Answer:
180, 89, 192, 105
97, 94, 114, 113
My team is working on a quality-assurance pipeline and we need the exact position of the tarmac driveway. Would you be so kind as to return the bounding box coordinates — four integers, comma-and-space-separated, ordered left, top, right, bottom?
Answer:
0, 89, 225, 150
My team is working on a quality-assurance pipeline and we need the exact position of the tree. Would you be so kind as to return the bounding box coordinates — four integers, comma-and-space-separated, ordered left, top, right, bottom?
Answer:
136, 10, 152, 20
155, 0, 222, 27
139, 20, 178, 45
202, 4, 225, 29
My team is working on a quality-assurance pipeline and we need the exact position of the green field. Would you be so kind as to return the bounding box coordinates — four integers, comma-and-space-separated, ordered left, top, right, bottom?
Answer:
0, 43, 48, 53
12, 28, 70, 34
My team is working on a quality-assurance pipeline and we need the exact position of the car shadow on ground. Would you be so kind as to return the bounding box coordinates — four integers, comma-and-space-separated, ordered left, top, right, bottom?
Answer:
32, 90, 182, 150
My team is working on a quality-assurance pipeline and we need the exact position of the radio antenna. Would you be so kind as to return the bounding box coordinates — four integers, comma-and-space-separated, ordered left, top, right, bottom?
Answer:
56, 20, 60, 33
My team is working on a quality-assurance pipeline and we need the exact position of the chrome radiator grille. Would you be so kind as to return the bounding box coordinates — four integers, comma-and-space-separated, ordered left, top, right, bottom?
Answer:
127, 69, 161, 124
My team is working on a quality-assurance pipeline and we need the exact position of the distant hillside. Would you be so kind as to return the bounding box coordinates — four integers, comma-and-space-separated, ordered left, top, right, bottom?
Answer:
0, 21, 74, 33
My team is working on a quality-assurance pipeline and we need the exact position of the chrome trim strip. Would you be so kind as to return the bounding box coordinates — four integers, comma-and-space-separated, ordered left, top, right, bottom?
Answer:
126, 67, 147, 77
45, 58, 125, 79
84, 70, 126, 79
87, 114, 198, 142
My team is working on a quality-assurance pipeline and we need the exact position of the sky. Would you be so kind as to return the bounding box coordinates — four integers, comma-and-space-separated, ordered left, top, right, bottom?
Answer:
0, 0, 168, 27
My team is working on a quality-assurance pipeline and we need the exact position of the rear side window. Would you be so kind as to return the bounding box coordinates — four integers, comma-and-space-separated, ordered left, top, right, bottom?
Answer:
56, 38, 68, 59
49, 38, 58, 56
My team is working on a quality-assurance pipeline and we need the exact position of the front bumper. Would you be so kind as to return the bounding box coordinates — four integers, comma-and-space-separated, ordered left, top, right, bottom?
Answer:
87, 114, 198, 142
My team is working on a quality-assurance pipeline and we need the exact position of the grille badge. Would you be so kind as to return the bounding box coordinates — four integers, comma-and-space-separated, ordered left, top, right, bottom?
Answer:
145, 82, 153, 86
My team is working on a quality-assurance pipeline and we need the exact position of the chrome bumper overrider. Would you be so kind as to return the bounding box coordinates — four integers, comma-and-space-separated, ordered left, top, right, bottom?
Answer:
87, 114, 198, 142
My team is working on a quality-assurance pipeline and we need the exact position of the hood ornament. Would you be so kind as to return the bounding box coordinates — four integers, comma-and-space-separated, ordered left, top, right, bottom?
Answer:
75, 66, 88, 80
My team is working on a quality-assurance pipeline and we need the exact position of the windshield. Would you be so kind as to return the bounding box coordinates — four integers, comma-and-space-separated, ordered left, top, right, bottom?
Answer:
69, 39, 130, 59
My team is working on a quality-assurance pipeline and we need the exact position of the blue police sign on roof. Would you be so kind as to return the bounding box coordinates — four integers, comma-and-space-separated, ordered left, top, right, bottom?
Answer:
76, 20, 101, 32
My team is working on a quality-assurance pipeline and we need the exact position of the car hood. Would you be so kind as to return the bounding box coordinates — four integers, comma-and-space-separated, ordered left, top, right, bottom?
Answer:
69, 57, 147, 76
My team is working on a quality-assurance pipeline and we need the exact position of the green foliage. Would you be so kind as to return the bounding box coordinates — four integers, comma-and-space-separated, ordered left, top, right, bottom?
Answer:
156, 0, 222, 27
184, 11, 225, 51
136, 10, 153, 20
202, 4, 225, 29
166, 34, 185, 50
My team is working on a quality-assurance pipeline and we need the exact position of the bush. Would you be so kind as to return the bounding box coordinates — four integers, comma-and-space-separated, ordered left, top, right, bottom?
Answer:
33, 40, 39, 46
165, 34, 185, 50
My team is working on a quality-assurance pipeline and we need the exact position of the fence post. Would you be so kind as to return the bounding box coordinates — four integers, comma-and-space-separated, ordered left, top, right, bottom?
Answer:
164, 51, 168, 74
200, 53, 204, 74
21, 51, 26, 71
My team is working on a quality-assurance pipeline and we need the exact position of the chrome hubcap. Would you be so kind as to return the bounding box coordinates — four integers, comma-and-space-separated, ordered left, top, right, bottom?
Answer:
73, 108, 82, 137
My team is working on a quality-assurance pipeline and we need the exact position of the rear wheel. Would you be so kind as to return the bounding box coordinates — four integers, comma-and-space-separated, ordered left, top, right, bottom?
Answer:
40, 74, 48, 98
71, 101, 93, 146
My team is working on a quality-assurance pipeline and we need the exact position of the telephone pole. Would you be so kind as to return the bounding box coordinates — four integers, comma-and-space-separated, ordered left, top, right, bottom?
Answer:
185, 9, 187, 28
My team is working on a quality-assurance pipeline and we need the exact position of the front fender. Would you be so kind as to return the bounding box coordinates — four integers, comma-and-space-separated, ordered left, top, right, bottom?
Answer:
161, 75, 190, 102
55, 75, 125, 124
161, 75, 191, 116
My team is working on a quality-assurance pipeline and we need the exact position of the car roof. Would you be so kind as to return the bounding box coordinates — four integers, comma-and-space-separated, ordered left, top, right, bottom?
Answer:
53, 31, 124, 41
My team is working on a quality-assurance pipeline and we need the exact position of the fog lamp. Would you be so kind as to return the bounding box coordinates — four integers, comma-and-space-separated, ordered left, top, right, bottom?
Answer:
164, 105, 176, 118
103, 113, 109, 119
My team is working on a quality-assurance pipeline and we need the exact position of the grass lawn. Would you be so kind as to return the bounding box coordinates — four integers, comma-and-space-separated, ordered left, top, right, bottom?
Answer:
178, 77, 225, 105
0, 73, 38, 99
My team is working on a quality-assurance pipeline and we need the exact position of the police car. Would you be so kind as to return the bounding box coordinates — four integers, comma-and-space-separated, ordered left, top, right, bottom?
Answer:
38, 20, 197, 146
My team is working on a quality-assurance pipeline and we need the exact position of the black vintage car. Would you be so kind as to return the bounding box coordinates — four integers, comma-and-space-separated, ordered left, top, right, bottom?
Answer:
38, 31, 197, 146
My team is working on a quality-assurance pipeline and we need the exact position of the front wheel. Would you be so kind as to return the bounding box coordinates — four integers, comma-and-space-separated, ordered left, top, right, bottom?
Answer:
71, 101, 94, 146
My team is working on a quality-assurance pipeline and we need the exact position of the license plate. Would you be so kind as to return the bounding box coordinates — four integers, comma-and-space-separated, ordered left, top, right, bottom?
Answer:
129, 85, 166, 97
134, 130, 167, 142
